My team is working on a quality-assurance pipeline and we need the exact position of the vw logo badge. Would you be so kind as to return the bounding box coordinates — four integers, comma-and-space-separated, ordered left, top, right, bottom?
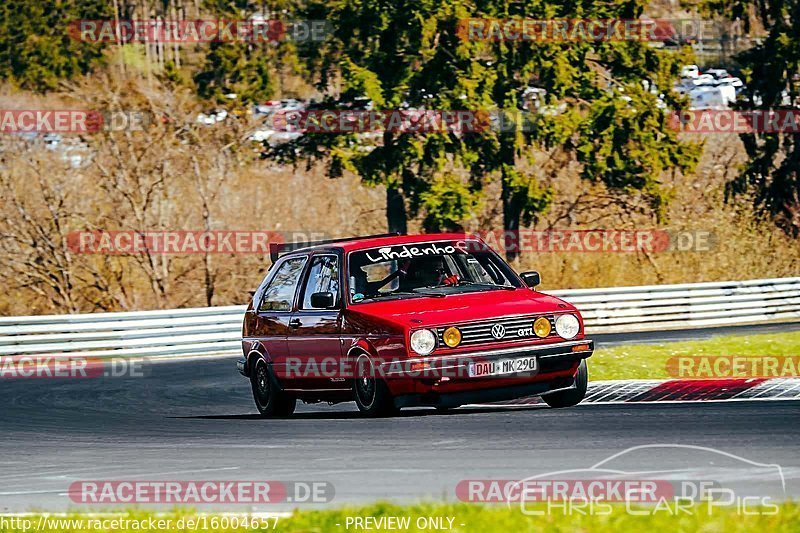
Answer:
491, 324, 506, 339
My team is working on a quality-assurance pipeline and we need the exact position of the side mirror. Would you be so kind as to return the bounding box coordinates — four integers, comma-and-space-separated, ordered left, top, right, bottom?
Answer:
310, 291, 336, 309
520, 271, 541, 288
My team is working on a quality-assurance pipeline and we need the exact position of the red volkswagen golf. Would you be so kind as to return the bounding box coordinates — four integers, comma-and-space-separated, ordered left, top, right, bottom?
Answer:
238, 233, 593, 417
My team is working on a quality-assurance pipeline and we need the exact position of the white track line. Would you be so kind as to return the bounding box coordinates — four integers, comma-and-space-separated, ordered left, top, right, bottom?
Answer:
465, 378, 800, 407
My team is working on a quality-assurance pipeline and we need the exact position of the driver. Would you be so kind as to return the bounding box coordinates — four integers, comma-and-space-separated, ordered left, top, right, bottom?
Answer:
400, 255, 453, 290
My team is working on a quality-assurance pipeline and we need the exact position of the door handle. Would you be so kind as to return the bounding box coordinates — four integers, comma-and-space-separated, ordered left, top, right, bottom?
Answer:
289, 318, 302, 328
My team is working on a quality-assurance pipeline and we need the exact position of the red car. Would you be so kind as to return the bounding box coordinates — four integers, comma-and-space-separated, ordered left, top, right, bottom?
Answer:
238, 233, 593, 417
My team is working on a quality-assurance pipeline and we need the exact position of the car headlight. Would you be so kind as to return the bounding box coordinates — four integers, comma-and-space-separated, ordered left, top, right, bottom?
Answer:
443, 327, 462, 348
555, 314, 580, 339
410, 329, 437, 355
533, 316, 551, 338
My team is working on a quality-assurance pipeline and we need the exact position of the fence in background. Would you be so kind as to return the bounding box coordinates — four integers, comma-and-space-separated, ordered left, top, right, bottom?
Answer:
1, 277, 799, 358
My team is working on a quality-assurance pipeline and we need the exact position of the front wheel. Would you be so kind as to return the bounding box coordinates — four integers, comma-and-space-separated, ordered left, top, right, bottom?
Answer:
353, 354, 397, 417
251, 359, 296, 417
542, 359, 588, 408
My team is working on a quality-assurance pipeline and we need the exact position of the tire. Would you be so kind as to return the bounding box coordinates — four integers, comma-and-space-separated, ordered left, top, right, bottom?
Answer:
353, 354, 397, 417
542, 359, 588, 408
250, 359, 296, 417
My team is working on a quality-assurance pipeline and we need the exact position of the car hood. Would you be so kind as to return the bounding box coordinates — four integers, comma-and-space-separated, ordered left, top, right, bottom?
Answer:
346, 289, 577, 329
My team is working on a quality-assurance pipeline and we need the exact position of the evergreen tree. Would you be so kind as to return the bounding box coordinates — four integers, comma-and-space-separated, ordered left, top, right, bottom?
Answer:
0, 0, 112, 91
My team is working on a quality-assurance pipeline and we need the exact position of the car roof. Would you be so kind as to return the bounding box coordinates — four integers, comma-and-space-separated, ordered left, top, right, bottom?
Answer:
287, 232, 482, 256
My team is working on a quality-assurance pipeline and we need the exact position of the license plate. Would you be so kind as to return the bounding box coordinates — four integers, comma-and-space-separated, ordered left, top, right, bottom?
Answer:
468, 356, 538, 378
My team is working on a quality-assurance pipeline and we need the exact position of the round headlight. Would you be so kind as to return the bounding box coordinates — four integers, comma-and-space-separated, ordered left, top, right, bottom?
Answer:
533, 316, 551, 338
555, 314, 580, 339
410, 329, 437, 355
443, 327, 462, 348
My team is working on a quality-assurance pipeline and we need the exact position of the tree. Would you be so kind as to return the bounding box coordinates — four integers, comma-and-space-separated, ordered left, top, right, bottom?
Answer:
701, 0, 800, 236
0, 144, 84, 313
195, 0, 307, 103
0, 0, 112, 91
195, 41, 277, 103
465, 0, 701, 259
286, 0, 699, 259
286, 0, 475, 233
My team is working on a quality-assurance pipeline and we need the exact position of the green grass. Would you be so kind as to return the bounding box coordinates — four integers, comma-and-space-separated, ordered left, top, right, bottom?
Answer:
3, 502, 798, 532
588, 330, 800, 381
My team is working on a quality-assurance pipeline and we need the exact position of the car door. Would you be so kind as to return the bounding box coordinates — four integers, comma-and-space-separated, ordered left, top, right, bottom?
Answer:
253, 255, 309, 385
286, 251, 347, 391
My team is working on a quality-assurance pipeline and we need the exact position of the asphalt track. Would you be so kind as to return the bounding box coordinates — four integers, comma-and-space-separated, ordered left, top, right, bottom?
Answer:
1, 324, 800, 512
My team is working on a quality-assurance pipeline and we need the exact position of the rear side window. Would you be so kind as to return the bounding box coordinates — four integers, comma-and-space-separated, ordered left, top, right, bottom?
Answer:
301, 255, 340, 309
258, 256, 308, 312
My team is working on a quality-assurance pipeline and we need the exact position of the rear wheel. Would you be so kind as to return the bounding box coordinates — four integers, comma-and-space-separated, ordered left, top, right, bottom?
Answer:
353, 354, 396, 417
251, 359, 296, 417
542, 359, 588, 408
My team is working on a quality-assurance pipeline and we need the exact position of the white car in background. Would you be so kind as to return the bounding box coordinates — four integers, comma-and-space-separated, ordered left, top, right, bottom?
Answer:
196, 109, 228, 125
705, 68, 730, 80
248, 128, 275, 143
279, 99, 304, 111
254, 100, 282, 116
689, 86, 730, 109
715, 77, 743, 88
681, 65, 700, 78
693, 74, 717, 87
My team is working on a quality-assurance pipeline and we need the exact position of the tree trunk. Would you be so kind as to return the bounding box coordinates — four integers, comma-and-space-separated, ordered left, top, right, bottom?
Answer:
499, 129, 523, 262
386, 185, 407, 234
502, 169, 524, 262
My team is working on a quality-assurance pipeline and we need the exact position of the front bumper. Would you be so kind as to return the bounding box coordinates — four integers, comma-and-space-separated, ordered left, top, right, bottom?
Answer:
384, 339, 593, 375
394, 378, 577, 408
384, 339, 593, 403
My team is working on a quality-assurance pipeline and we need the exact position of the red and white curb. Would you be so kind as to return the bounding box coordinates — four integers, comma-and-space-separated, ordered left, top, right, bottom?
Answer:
468, 378, 800, 407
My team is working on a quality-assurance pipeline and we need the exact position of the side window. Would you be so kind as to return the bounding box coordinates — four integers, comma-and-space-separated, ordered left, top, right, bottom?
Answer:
258, 256, 308, 312
301, 255, 340, 309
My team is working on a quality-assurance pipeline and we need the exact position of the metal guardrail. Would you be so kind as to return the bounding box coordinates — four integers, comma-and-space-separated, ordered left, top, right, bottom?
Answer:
557, 276, 800, 331
1, 277, 799, 358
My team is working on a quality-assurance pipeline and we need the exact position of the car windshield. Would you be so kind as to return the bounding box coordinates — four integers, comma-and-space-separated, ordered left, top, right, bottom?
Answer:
347, 240, 522, 302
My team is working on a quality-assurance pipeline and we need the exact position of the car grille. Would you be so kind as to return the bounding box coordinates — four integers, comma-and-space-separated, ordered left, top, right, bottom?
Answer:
435, 315, 559, 347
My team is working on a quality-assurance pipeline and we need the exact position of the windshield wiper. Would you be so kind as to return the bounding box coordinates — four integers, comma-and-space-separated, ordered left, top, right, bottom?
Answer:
410, 289, 447, 298
454, 280, 516, 290
357, 290, 445, 302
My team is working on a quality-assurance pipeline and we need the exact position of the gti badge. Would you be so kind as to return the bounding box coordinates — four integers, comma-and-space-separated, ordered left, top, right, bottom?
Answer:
491, 324, 506, 339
